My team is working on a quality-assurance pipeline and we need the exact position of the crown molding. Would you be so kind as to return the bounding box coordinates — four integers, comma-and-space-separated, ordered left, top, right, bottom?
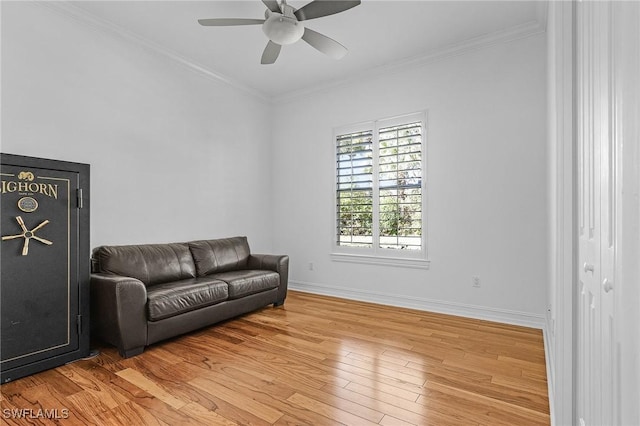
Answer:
273, 18, 547, 104
535, 0, 549, 33
34, 1, 547, 106
36, 1, 271, 104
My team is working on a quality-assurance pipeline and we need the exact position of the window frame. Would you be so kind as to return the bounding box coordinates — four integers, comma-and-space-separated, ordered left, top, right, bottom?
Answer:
331, 111, 430, 269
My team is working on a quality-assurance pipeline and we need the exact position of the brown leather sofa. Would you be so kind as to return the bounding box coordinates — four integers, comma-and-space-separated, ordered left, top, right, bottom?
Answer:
90, 236, 288, 358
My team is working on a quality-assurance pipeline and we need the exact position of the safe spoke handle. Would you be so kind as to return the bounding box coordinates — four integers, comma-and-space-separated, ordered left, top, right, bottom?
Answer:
1, 216, 53, 256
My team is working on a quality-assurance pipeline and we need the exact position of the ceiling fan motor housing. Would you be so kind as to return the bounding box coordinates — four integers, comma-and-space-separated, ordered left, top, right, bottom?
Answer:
262, 12, 304, 45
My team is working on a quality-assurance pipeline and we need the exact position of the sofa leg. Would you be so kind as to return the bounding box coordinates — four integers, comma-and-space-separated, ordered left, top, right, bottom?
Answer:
119, 346, 144, 358
273, 299, 285, 307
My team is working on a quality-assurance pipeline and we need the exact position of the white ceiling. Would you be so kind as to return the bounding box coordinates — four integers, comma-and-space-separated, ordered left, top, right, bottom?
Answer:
65, 0, 546, 101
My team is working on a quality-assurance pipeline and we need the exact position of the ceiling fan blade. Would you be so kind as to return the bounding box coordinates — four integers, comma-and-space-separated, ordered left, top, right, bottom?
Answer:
262, 0, 281, 13
198, 18, 265, 26
261, 40, 282, 64
294, 0, 361, 21
302, 27, 347, 59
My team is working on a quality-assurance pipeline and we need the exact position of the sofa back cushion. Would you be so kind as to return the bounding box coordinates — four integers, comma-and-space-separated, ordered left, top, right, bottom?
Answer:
188, 237, 250, 276
92, 243, 196, 286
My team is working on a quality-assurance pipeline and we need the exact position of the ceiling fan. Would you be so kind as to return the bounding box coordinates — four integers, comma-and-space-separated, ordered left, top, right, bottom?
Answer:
198, 0, 361, 64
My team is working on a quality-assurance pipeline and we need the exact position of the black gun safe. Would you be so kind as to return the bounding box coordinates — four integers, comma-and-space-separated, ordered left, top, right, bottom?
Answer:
1, 153, 90, 383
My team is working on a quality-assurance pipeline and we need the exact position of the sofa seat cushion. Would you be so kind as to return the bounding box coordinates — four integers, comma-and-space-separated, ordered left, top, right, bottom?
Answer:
212, 270, 279, 300
146, 277, 228, 321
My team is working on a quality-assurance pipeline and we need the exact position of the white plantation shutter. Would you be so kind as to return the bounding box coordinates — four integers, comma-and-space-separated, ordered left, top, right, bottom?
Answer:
378, 122, 423, 250
336, 130, 374, 247
335, 113, 426, 258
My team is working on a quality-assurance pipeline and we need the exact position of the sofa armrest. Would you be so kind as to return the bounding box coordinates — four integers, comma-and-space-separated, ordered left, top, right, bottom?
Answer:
90, 273, 148, 358
248, 254, 289, 305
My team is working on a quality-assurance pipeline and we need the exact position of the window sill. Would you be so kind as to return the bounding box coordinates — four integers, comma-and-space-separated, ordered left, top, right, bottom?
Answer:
330, 253, 431, 269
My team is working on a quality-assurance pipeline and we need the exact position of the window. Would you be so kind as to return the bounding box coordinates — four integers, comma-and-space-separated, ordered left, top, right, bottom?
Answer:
334, 112, 428, 267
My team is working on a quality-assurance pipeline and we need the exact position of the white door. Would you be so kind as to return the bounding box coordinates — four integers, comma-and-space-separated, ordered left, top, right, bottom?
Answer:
576, 2, 617, 425
612, 1, 640, 424
599, 4, 616, 424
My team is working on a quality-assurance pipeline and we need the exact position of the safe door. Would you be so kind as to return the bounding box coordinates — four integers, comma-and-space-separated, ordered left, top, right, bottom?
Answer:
1, 154, 90, 382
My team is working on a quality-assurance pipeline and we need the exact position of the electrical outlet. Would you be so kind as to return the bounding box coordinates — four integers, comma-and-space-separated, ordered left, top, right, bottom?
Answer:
472, 276, 481, 288
308, 262, 314, 271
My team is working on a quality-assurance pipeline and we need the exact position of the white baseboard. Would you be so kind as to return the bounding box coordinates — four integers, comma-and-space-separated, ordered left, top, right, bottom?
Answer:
289, 280, 546, 329
543, 324, 557, 426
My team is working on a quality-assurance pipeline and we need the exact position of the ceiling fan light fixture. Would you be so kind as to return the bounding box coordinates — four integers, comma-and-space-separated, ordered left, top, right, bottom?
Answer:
198, 0, 362, 64
262, 14, 304, 45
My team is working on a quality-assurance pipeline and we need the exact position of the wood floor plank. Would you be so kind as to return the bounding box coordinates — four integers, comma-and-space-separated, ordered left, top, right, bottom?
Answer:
379, 414, 419, 426
319, 381, 475, 426
346, 349, 413, 368
93, 401, 170, 426
15, 383, 96, 425
418, 380, 550, 426
179, 401, 241, 426
344, 380, 420, 405
57, 364, 130, 410
0, 291, 549, 425
286, 392, 381, 425
190, 376, 284, 424
116, 368, 186, 410
491, 374, 550, 397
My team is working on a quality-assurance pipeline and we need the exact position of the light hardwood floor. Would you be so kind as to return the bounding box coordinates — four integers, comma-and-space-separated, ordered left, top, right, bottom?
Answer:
1, 291, 550, 425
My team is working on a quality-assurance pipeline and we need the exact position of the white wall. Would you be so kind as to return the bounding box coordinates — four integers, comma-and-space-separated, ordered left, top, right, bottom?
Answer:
272, 34, 548, 324
1, 2, 273, 252
1, 2, 549, 324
